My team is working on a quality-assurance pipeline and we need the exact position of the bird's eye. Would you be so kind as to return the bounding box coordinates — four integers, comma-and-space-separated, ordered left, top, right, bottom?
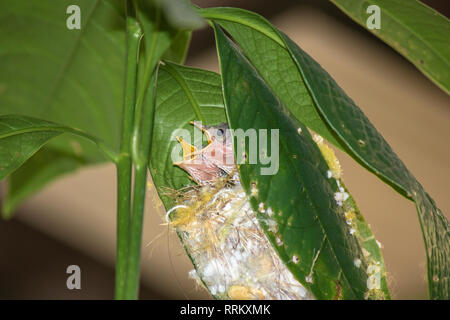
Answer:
217, 128, 224, 136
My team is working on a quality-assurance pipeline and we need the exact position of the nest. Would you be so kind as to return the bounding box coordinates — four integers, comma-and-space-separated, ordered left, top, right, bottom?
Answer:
167, 178, 313, 300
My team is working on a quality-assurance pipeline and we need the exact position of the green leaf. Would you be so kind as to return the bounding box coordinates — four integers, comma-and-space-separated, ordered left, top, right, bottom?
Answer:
0, 0, 127, 214
134, 0, 178, 80
281, 34, 449, 299
0, 1, 187, 214
214, 24, 386, 300
150, 61, 226, 207
330, 0, 450, 95
0, 115, 110, 183
339, 181, 390, 299
202, 7, 449, 299
133, 1, 188, 157
200, 7, 414, 198
282, 33, 418, 196
2, 146, 86, 218
0, 0, 126, 161
0, 116, 62, 181
199, 7, 344, 150
413, 188, 450, 299
162, 30, 192, 64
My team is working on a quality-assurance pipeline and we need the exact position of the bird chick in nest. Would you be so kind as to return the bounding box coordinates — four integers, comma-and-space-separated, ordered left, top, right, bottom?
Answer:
167, 122, 313, 300
174, 121, 237, 184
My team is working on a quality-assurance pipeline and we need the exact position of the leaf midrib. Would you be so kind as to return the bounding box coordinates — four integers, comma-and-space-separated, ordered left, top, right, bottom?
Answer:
0, 127, 64, 139
163, 63, 205, 122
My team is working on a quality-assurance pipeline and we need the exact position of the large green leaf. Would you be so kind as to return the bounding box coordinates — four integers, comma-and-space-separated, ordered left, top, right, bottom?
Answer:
199, 7, 344, 150
0, 0, 126, 160
0, 0, 195, 156
281, 34, 449, 300
0, 0, 191, 214
0, 0, 126, 214
201, 7, 449, 299
150, 61, 226, 207
330, 0, 450, 95
214, 24, 388, 300
199, 7, 414, 196
0, 116, 62, 181
0, 115, 109, 183
152, 61, 390, 300
2, 146, 86, 218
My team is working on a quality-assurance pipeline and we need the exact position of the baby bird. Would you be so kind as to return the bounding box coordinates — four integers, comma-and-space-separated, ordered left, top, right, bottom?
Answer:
174, 122, 236, 184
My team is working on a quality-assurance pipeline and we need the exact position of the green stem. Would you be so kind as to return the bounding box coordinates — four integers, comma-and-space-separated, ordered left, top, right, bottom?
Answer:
124, 164, 147, 299
115, 0, 142, 300
123, 64, 159, 300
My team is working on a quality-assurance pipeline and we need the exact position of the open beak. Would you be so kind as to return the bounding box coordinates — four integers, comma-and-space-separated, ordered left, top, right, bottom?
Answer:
190, 121, 213, 144
175, 122, 215, 163
174, 122, 234, 184
176, 136, 197, 161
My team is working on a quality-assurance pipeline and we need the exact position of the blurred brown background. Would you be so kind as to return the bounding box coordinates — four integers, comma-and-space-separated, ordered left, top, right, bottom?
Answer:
0, 0, 449, 299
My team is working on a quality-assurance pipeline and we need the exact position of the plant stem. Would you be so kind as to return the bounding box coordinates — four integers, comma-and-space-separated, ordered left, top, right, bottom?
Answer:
123, 64, 159, 300
124, 164, 147, 299
115, 0, 142, 300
